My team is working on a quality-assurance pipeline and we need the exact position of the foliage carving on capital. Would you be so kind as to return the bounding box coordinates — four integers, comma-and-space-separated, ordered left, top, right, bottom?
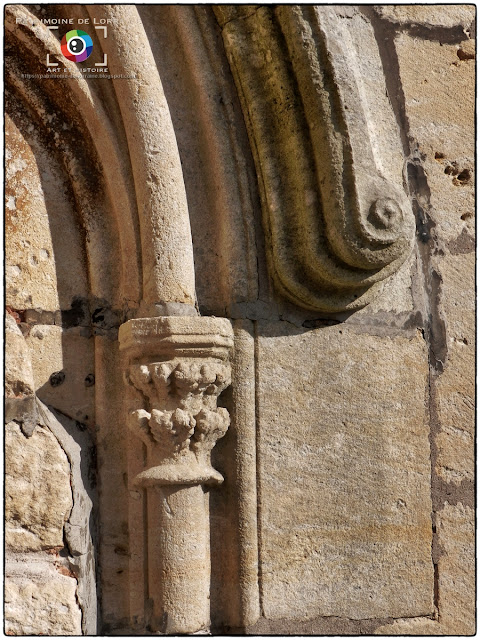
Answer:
126, 361, 230, 480
119, 317, 234, 488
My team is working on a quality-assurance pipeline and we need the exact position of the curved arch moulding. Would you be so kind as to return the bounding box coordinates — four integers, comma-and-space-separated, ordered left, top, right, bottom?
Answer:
6, 4, 197, 315
215, 5, 416, 313
86, 5, 197, 317
5, 5, 142, 308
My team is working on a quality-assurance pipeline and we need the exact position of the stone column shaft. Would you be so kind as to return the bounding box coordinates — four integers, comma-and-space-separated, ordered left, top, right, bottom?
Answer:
149, 485, 210, 633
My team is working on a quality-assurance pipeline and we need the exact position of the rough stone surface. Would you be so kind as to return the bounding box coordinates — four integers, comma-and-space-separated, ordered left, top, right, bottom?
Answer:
5, 421, 73, 552
5, 312, 37, 432
376, 5, 475, 30
375, 503, 475, 636
394, 21, 475, 635
257, 322, 433, 621
5, 111, 89, 312
5, 569, 82, 635
25, 324, 95, 427
395, 34, 475, 244
5, 313, 35, 399
435, 503, 475, 634
37, 401, 98, 635
435, 340, 474, 486
354, 250, 416, 316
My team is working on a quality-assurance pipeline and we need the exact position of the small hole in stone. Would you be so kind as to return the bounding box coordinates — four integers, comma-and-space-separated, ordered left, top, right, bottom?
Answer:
92, 308, 105, 324
457, 48, 475, 61
114, 546, 129, 556
434, 152, 445, 160
461, 212, 473, 220
85, 373, 95, 387
456, 169, 471, 183
444, 165, 457, 176
49, 371, 65, 387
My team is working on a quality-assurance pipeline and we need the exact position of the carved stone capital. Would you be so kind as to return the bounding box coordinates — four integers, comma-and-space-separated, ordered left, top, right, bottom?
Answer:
119, 317, 234, 488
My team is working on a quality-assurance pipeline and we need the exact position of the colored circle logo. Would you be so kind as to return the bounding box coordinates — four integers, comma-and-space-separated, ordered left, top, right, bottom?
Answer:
61, 30, 93, 62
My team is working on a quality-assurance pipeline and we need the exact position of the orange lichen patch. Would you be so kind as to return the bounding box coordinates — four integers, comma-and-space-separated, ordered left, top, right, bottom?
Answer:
56, 565, 76, 579
45, 546, 64, 556
6, 306, 25, 324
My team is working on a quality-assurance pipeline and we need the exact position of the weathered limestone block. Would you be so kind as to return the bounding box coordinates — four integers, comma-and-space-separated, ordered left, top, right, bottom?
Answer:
36, 400, 98, 635
435, 502, 475, 634
430, 255, 474, 488
435, 338, 474, 486
5, 111, 89, 312
394, 25, 475, 634
25, 325, 95, 426
354, 249, 416, 316
5, 294, 93, 634
5, 569, 81, 635
395, 34, 474, 243
257, 322, 433, 621
375, 502, 474, 636
5, 313, 36, 430
438, 253, 475, 340
375, 5, 475, 30
5, 313, 34, 398
5, 421, 73, 552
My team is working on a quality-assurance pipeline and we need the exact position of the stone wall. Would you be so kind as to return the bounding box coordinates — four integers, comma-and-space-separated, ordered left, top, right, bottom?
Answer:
4, 4, 475, 635
5, 314, 97, 634
373, 6, 475, 634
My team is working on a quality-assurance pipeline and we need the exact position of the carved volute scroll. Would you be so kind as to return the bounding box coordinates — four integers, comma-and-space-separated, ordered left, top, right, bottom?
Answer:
216, 6, 416, 312
119, 317, 234, 633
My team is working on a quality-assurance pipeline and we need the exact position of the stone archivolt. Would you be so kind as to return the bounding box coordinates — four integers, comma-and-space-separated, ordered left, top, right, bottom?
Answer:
5, 4, 196, 314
